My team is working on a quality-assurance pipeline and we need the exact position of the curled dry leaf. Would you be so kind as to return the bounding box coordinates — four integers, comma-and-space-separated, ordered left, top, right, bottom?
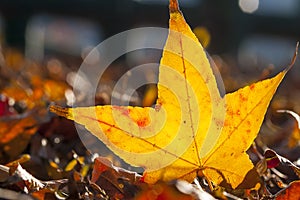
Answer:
91, 157, 141, 199
0, 163, 45, 193
50, 0, 296, 189
264, 149, 300, 178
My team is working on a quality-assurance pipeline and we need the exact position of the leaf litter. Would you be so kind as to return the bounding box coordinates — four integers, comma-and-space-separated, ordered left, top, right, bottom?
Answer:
0, 0, 300, 199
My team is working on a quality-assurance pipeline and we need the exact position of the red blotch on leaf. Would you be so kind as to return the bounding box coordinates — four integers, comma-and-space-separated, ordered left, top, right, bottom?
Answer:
250, 84, 255, 90
137, 118, 150, 127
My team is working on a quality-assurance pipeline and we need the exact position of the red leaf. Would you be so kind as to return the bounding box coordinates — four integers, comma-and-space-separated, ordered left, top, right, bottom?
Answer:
276, 180, 300, 200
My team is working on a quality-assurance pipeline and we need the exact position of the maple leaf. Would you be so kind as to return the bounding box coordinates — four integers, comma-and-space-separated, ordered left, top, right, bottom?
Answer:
50, 0, 295, 189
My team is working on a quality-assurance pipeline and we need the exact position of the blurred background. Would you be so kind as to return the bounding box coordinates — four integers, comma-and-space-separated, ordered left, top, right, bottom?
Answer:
0, 0, 299, 64
1, 0, 300, 108
1, 0, 300, 107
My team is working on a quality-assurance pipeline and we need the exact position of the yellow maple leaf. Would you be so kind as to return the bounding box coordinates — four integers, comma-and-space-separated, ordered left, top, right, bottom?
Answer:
50, 0, 295, 189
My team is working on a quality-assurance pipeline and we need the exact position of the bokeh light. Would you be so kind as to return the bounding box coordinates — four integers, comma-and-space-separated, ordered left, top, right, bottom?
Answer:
239, 0, 259, 14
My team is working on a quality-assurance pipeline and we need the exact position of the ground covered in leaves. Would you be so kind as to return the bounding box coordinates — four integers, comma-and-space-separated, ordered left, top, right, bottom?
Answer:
1, 47, 300, 200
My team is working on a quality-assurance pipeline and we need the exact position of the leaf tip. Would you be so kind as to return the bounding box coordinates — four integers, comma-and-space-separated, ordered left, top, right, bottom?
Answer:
169, 0, 180, 13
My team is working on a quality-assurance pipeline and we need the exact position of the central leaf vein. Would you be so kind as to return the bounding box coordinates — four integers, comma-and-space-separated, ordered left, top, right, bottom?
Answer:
178, 36, 202, 166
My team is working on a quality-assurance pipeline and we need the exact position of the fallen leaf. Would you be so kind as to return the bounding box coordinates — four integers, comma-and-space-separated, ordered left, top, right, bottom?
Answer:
275, 180, 300, 200
91, 157, 141, 199
264, 149, 300, 178
135, 181, 195, 200
5, 163, 45, 193
50, 0, 296, 189
0, 117, 37, 161
1, 162, 68, 197
30, 188, 56, 200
